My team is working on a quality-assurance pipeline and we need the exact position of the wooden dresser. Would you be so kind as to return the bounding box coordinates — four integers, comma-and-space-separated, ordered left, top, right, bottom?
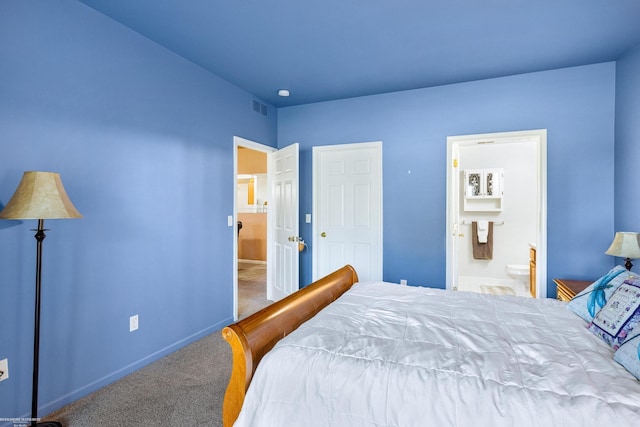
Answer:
553, 278, 592, 302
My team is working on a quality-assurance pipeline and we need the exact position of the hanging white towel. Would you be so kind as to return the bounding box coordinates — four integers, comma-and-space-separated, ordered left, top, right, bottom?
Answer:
477, 220, 489, 243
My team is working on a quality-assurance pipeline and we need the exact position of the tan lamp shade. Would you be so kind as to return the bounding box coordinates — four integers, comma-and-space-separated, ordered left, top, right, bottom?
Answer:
0, 171, 82, 220
605, 232, 640, 259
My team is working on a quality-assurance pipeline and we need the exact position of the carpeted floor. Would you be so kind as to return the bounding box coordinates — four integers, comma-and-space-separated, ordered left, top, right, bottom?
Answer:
42, 262, 270, 426
44, 331, 232, 426
238, 261, 267, 282
238, 261, 270, 319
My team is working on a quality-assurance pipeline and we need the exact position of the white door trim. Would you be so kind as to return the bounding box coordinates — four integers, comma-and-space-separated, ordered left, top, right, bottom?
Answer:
445, 130, 547, 298
233, 136, 275, 321
312, 141, 383, 282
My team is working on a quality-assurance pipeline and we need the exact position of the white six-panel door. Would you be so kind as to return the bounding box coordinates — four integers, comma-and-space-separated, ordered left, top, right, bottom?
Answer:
312, 142, 382, 282
267, 143, 299, 301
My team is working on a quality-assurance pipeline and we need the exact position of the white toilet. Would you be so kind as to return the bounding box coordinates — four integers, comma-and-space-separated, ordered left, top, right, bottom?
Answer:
505, 264, 530, 289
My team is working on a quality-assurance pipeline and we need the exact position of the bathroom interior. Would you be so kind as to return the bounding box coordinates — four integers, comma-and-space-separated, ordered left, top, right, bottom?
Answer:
455, 139, 538, 297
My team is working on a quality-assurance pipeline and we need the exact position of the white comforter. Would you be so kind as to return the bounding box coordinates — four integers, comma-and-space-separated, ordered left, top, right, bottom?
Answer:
235, 282, 640, 426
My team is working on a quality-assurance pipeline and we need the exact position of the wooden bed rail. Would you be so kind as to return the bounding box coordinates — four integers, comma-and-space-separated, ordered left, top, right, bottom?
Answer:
221, 265, 359, 427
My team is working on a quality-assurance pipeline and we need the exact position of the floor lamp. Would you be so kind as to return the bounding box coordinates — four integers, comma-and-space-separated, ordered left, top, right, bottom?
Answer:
0, 171, 82, 427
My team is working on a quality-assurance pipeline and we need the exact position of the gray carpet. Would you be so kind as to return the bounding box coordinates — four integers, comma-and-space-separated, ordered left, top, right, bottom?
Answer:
238, 261, 270, 319
44, 331, 231, 426
43, 263, 270, 426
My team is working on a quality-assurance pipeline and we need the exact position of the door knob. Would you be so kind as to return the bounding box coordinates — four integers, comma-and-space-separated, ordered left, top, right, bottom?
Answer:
321, 232, 327, 238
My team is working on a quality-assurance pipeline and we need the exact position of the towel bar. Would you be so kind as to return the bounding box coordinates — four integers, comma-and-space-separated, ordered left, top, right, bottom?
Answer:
461, 220, 505, 226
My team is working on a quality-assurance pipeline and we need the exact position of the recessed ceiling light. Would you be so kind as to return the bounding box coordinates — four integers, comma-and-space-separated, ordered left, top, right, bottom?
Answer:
278, 89, 290, 97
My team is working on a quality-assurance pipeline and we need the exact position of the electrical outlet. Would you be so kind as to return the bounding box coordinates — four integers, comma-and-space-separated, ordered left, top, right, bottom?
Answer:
129, 314, 139, 332
0, 358, 8, 382
400, 279, 407, 286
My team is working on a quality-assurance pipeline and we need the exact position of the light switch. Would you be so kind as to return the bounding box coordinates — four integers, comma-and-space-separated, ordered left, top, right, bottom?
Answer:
305, 214, 311, 223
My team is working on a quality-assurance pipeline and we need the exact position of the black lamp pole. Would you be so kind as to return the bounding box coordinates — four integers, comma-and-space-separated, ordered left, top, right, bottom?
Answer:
31, 219, 61, 427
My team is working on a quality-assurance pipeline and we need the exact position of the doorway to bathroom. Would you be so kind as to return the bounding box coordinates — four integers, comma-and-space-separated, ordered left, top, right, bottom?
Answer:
445, 130, 547, 298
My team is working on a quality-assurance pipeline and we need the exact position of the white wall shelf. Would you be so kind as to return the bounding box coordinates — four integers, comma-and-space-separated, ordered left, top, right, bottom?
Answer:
463, 168, 503, 211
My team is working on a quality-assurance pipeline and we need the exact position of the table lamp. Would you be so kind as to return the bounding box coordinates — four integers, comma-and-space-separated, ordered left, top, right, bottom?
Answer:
605, 231, 640, 271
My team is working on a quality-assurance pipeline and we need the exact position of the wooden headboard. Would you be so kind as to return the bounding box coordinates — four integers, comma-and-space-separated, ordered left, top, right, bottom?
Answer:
221, 265, 359, 426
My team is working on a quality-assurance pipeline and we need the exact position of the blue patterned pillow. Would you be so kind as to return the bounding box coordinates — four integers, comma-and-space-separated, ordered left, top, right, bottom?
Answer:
566, 266, 635, 322
588, 278, 640, 348
614, 329, 640, 380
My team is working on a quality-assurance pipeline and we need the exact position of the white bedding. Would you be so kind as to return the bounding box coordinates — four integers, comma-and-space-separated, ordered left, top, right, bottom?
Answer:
235, 282, 640, 426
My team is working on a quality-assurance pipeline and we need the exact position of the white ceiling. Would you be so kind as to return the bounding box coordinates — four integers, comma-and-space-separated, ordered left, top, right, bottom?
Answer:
78, 0, 640, 107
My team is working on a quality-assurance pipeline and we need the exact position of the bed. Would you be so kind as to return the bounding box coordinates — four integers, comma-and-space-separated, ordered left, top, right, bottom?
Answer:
221, 265, 640, 426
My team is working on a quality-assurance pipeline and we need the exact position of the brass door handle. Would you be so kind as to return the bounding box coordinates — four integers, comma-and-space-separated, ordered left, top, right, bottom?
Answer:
321, 232, 327, 237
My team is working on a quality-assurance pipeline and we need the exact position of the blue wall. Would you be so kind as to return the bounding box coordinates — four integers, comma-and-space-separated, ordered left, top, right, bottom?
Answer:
279, 63, 617, 293
0, 0, 635, 422
0, 1, 276, 421
614, 44, 640, 231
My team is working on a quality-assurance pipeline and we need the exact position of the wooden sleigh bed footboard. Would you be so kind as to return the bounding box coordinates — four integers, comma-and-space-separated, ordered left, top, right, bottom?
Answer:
221, 265, 359, 427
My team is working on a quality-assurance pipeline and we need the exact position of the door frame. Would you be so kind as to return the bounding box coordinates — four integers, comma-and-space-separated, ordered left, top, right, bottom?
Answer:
445, 129, 547, 298
233, 136, 275, 321
312, 141, 383, 282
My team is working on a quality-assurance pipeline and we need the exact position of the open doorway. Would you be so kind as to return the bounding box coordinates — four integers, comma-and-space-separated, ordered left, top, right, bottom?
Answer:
446, 130, 547, 298
233, 137, 275, 320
